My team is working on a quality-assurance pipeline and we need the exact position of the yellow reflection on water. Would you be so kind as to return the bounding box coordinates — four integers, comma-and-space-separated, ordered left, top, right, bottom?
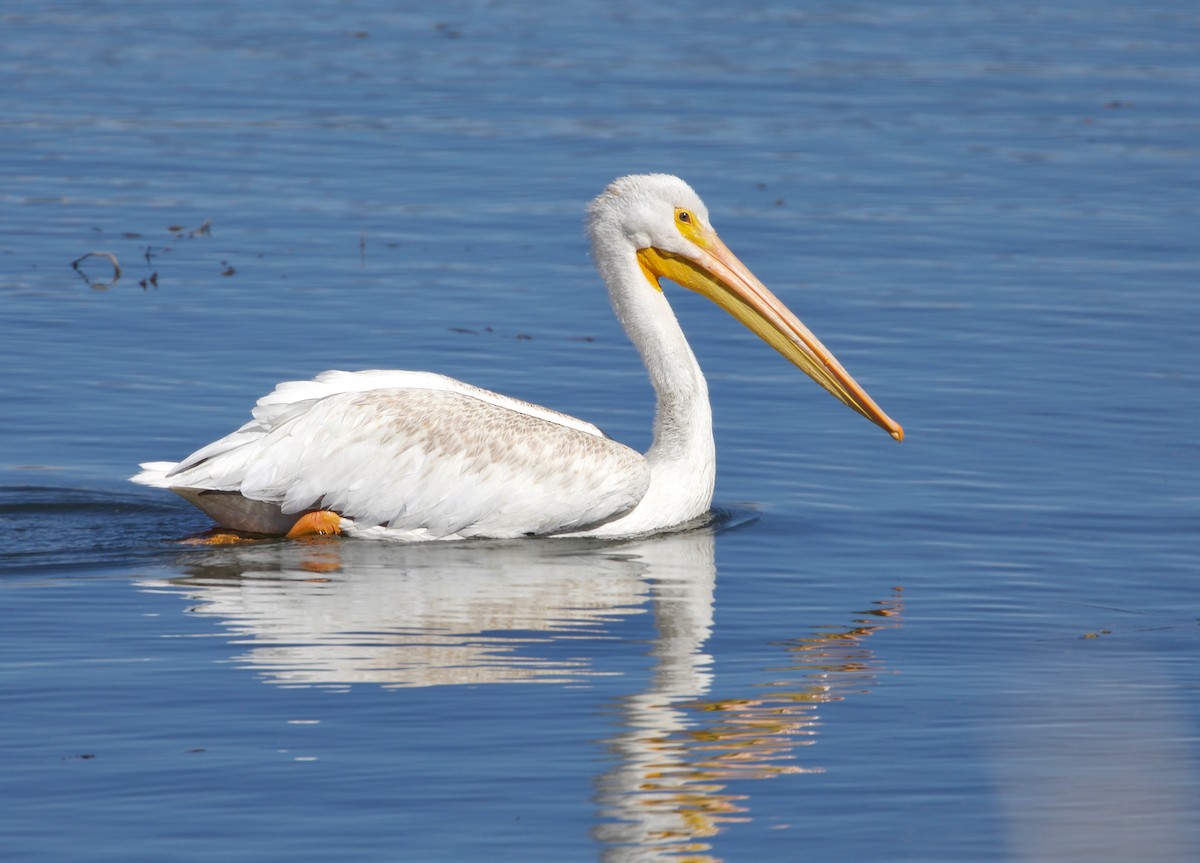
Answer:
595, 591, 903, 861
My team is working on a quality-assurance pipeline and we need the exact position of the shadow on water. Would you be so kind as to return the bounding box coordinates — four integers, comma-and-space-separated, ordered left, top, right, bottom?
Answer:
136, 516, 901, 861
0, 484, 196, 577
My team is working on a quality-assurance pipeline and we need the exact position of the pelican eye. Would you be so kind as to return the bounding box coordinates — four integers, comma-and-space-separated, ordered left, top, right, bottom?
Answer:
673, 207, 706, 246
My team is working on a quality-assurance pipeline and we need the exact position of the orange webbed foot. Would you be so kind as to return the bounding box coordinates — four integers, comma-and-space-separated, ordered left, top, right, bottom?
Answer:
179, 529, 265, 546
286, 510, 344, 539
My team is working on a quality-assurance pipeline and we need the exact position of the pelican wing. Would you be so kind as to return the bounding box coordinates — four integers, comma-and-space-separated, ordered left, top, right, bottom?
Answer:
143, 371, 650, 539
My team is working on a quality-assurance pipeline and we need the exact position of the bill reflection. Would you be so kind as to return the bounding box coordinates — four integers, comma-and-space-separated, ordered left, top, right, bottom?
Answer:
595, 586, 903, 861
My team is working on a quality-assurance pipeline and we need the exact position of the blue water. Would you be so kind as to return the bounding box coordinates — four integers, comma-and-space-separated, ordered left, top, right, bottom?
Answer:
2, 1, 1198, 860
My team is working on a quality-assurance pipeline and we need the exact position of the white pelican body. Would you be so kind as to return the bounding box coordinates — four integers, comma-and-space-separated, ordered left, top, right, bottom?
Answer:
133, 175, 902, 541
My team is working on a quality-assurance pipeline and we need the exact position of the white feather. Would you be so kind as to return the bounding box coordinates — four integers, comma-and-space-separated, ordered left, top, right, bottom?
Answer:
137, 377, 651, 539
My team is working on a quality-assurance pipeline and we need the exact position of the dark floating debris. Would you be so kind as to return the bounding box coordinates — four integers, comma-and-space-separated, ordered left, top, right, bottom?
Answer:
168, 219, 213, 239
450, 326, 593, 343
73, 218, 214, 291
71, 251, 121, 290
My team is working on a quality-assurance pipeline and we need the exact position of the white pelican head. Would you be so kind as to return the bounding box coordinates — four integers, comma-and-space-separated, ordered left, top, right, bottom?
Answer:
589, 174, 903, 441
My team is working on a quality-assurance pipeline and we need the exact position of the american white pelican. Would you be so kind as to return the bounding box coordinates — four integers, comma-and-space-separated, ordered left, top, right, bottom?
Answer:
133, 174, 902, 541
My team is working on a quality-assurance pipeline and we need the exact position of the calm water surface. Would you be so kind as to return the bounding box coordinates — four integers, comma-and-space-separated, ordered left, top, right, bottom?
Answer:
2, 2, 1198, 861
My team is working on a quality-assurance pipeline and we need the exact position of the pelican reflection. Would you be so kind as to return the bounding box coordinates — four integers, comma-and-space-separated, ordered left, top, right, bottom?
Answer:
140, 528, 901, 860
141, 533, 700, 687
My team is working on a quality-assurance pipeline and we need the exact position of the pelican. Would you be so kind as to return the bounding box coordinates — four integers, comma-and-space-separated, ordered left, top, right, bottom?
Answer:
133, 174, 902, 541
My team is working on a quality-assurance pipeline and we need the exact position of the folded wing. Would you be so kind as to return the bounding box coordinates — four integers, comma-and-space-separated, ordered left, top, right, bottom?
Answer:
135, 371, 650, 539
